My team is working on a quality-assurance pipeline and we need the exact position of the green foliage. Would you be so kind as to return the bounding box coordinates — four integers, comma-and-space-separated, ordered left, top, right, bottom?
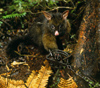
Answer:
2, 12, 26, 19
0, 21, 3, 26
0, 0, 59, 27
8, 0, 58, 13
9, 0, 37, 12
89, 82, 100, 88
70, 34, 76, 39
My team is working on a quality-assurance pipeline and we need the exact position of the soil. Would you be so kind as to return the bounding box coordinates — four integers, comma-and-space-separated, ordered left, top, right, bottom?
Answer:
0, 42, 46, 82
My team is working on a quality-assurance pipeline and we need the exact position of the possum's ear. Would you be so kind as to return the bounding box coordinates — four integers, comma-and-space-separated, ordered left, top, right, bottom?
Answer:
62, 10, 69, 20
42, 11, 52, 20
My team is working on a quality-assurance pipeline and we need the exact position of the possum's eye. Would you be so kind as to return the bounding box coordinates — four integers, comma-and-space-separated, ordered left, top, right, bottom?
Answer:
51, 25, 55, 30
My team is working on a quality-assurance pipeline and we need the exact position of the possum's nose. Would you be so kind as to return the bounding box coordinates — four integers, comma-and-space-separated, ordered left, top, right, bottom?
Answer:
55, 30, 59, 36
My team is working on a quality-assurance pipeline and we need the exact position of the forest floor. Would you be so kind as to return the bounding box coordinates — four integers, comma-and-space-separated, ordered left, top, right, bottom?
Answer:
0, 29, 76, 88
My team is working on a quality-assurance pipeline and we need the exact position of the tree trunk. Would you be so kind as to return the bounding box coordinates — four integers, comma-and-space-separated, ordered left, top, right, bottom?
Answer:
71, 0, 99, 87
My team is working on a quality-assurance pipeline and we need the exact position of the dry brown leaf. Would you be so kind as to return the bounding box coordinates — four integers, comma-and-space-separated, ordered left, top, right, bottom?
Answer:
58, 76, 78, 88
26, 62, 52, 88
0, 75, 26, 88
25, 70, 36, 86
64, 44, 74, 53
0, 75, 7, 88
0, 60, 52, 88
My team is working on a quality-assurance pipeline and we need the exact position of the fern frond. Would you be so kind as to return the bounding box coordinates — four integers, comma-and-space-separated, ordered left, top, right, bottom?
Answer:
2, 12, 26, 19
58, 75, 78, 88
0, 75, 26, 88
26, 65, 52, 88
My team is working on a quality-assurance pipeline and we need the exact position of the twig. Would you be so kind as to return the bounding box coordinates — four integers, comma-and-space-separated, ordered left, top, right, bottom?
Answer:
14, 51, 37, 57
71, 6, 85, 23
24, 6, 73, 15
1, 19, 13, 29
63, 0, 75, 7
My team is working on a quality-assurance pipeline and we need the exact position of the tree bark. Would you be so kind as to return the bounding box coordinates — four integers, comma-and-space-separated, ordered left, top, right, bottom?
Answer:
71, 0, 99, 87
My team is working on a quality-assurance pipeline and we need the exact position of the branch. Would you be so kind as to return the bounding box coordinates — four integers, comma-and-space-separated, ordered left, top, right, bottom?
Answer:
25, 6, 73, 14
1, 19, 13, 29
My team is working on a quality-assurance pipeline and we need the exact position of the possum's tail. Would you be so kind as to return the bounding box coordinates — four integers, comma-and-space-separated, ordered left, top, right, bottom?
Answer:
6, 35, 31, 59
